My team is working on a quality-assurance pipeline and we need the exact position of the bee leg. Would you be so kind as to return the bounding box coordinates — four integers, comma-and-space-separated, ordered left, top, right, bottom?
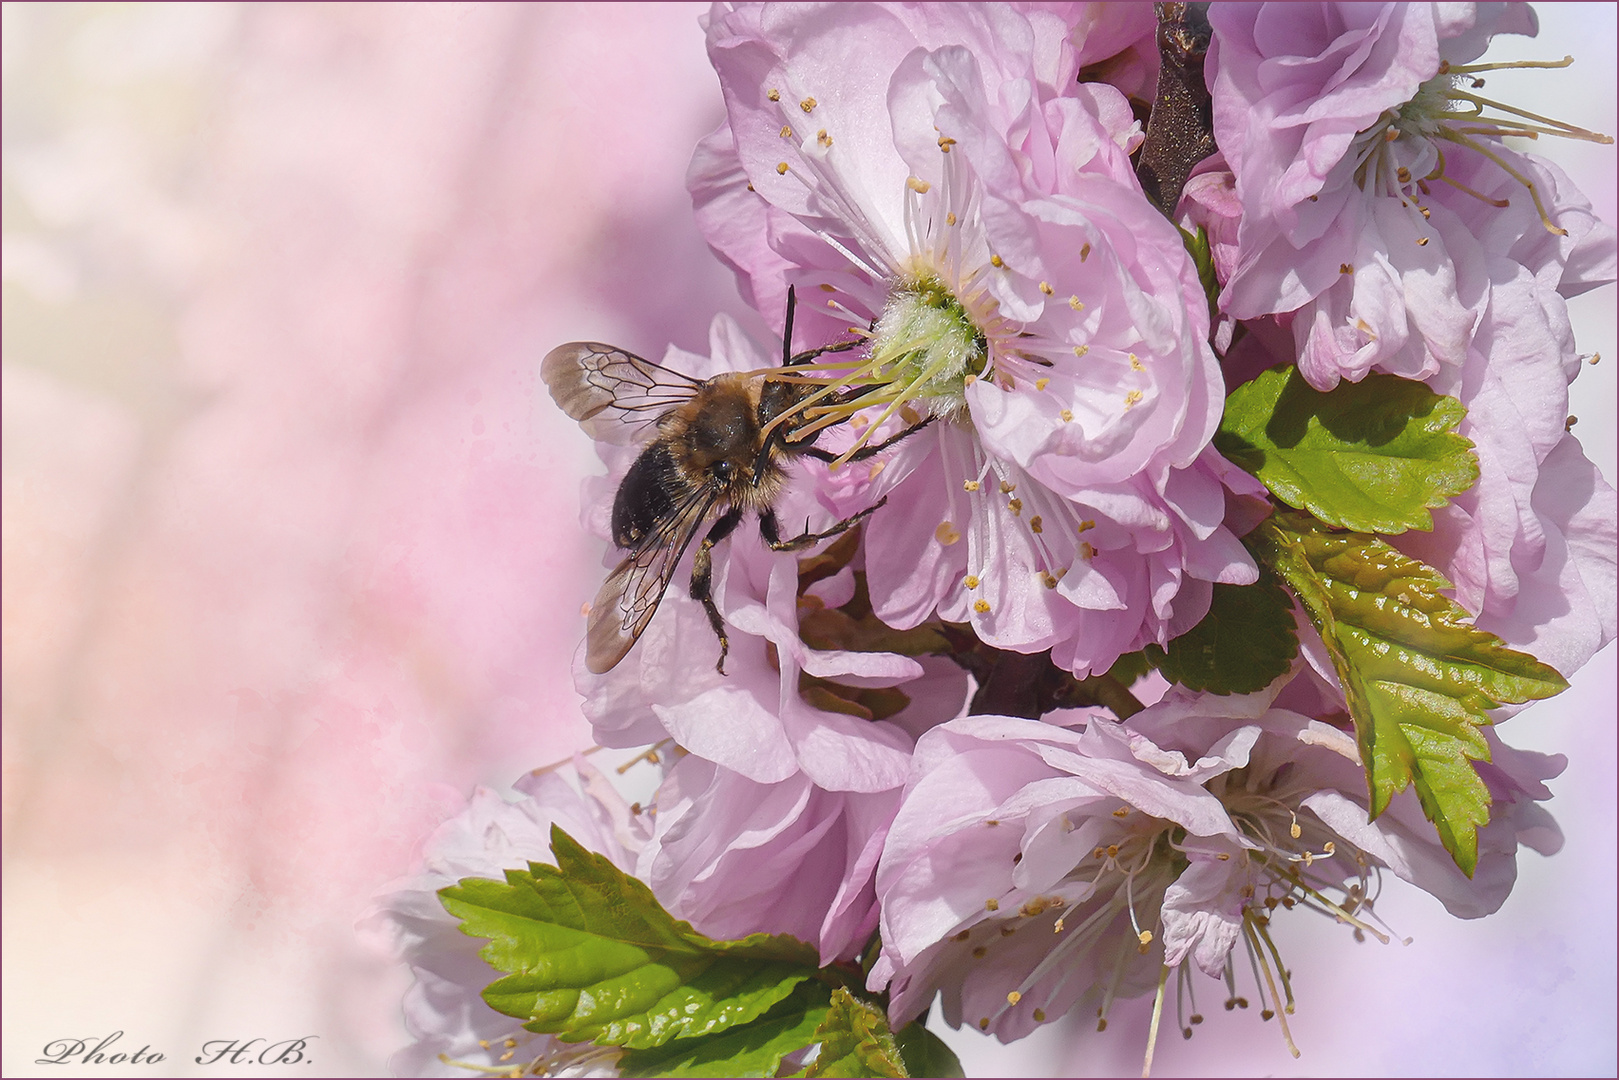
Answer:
692, 506, 743, 675
793, 416, 934, 465
763, 497, 889, 552
843, 416, 935, 460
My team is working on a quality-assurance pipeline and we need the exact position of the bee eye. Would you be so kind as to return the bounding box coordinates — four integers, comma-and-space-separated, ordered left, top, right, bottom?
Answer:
710, 460, 735, 482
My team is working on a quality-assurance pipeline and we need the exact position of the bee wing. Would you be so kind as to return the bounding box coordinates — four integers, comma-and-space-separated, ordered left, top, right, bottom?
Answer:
542, 342, 702, 444
584, 483, 719, 674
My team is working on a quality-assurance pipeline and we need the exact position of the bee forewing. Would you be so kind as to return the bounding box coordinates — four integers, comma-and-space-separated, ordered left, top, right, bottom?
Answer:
541, 341, 701, 445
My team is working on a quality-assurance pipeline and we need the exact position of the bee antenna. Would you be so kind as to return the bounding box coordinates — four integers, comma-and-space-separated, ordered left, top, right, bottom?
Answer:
782, 284, 798, 367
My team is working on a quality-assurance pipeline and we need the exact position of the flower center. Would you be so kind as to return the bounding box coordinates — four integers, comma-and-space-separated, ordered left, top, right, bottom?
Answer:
866, 272, 989, 406
1349, 54, 1613, 235
766, 268, 995, 466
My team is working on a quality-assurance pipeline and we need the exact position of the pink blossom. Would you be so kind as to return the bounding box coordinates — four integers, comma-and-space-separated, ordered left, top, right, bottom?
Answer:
636, 754, 899, 965
369, 763, 642, 1078
692, 1, 1256, 676
868, 670, 1564, 1040
1206, 2, 1615, 391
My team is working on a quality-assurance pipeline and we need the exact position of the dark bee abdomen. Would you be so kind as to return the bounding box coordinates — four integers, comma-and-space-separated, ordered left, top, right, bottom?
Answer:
613, 443, 684, 548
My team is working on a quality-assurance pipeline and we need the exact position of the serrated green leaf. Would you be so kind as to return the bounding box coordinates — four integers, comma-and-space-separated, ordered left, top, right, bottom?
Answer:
1143, 571, 1298, 694
1253, 512, 1568, 874
440, 826, 820, 1050
618, 981, 833, 1078
893, 1022, 964, 1079
804, 988, 907, 1078
1216, 366, 1479, 534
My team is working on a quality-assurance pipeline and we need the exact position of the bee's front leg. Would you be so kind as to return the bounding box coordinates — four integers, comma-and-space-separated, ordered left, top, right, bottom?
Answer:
761, 497, 888, 553
691, 506, 743, 674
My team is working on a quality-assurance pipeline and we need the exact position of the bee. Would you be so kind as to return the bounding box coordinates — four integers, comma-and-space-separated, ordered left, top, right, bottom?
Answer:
543, 289, 925, 675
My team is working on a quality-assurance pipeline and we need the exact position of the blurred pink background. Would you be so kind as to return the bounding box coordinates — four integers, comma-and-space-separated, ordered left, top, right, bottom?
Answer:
1, 4, 1612, 1077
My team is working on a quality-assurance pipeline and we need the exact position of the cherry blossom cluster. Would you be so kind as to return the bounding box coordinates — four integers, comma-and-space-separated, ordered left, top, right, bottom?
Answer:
378, 3, 1614, 1074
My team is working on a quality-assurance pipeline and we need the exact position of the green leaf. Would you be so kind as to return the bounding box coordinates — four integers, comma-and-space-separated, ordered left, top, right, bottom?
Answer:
1216, 366, 1479, 534
1253, 512, 1569, 874
440, 826, 821, 1050
1143, 571, 1299, 694
804, 988, 907, 1078
1178, 224, 1220, 327
618, 981, 833, 1078
893, 1022, 964, 1079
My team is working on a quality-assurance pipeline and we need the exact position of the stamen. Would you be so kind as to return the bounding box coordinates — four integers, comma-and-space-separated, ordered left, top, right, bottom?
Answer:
1244, 915, 1300, 1058
1142, 965, 1171, 1078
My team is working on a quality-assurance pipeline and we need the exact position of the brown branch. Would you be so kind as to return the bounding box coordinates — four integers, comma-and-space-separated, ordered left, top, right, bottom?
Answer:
1135, 2, 1218, 218
938, 624, 1146, 722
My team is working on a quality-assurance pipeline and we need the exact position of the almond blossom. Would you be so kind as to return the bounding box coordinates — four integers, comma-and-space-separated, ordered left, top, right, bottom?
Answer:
691, 1, 1258, 677
1207, 1, 1614, 389
369, 764, 642, 1078
869, 670, 1564, 1051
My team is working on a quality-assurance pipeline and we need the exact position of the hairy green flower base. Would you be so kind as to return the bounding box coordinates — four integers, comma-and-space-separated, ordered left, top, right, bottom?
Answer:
866, 273, 988, 409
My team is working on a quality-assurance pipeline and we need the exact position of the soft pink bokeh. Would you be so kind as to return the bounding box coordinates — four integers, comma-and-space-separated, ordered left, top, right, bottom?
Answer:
1, 4, 1612, 1077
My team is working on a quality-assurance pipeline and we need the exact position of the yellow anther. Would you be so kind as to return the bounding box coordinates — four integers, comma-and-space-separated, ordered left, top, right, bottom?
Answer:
1106, 844, 1119, 857
1138, 930, 1153, 945
963, 479, 981, 491
999, 480, 1016, 493
1079, 541, 1095, 560
1124, 389, 1143, 408
504, 1039, 517, 1048
938, 135, 956, 149
1007, 498, 1022, 514
776, 162, 789, 174
1112, 806, 1129, 818
974, 599, 991, 613
1052, 918, 1065, 934
1290, 818, 1301, 839
767, 88, 780, 101
1079, 242, 1091, 261
907, 176, 931, 193
1007, 991, 1023, 1005
990, 254, 1004, 268
1417, 236, 1430, 246
799, 96, 817, 113
1077, 519, 1095, 532
1060, 409, 1073, 422
1035, 377, 1049, 391
1129, 355, 1144, 371
1216, 852, 1231, 861
963, 372, 977, 385
947, 211, 957, 225
935, 521, 961, 545
1323, 841, 1336, 855
1021, 899, 1046, 916
1029, 515, 1043, 533
1033, 1008, 1047, 1022
985, 897, 1000, 911
1068, 295, 1083, 309
1039, 281, 1054, 295
1341, 262, 1354, 274
1040, 572, 1058, 589
780, 124, 792, 138
978, 1018, 990, 1031
986, 819, 999, 826
964, 575, 980, 589
817, 129, 831, 147
1073, 344, 1089, 357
